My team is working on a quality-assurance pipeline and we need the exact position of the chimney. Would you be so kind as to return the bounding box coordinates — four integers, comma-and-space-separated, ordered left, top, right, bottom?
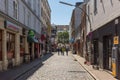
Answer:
75, 2, 83, 7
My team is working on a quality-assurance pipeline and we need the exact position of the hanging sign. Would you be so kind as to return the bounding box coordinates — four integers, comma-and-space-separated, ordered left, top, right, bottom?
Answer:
28, 30, 35, 37
114, 36, 119, 45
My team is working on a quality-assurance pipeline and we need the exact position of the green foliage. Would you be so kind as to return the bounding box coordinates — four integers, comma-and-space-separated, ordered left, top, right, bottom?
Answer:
58, 31, 69, 44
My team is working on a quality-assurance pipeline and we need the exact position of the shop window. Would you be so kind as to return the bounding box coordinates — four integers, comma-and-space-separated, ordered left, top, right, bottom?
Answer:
7, 32, 15, 59
20, 36, 25, 57
0, 31, 2, 61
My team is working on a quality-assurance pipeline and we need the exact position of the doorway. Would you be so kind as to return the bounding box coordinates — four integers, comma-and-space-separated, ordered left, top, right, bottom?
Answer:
93, 39, 99, 65
29, 43, 32, 61
103, 35, 112, 71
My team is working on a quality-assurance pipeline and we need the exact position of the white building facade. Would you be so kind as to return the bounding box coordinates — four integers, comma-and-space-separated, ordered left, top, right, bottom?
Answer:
40, 0, 51, 54
86, 0, 120, 76
0, 0, 43, 71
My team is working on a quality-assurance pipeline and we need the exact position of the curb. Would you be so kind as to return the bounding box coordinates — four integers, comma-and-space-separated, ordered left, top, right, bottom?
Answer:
72, 54, 100, 80
14, 61, 42, 80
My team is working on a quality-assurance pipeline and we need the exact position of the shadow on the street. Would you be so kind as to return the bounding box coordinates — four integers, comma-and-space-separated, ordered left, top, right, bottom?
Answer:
41, 53, 54, 62
68, 71, 86, 73
16, 63, 44, 80
0, 53, 54, 80
16, 53, 54, 80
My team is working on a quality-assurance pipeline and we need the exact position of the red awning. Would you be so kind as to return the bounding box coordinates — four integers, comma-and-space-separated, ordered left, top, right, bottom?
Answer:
40, 34, 46, 41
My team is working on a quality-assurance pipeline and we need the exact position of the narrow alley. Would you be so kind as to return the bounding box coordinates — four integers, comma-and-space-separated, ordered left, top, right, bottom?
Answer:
26, 52, 95, 80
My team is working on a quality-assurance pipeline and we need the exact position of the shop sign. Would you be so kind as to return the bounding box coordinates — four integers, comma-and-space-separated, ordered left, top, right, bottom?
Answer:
114, 36, 119, 45
28, 30, 35, 37
6, 21, 19, 32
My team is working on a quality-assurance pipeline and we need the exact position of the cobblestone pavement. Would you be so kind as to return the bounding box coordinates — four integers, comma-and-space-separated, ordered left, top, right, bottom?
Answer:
27, 52, 95, 80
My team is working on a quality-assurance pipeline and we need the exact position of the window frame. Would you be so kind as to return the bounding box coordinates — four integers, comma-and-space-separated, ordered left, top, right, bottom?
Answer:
13, 0, 18, 19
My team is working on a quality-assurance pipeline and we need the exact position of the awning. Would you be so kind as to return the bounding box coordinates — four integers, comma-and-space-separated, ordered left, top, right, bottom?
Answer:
70, 38, 74, 43
27, 36, 39, 43
40, 34, 46, 41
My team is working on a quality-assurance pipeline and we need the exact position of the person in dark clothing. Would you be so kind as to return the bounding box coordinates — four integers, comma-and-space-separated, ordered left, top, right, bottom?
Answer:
57, 47, 60, 55
66, 46, 69, 56
84, 53, 89, 65
60, 47, 62, 55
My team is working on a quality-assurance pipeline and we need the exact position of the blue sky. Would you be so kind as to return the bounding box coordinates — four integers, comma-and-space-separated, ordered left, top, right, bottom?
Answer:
48, 0, 83, 25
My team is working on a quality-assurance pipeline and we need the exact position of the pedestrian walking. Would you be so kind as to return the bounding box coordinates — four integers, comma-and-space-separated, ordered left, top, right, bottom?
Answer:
62, 46, 65, 55
57, 47, 60, 55
65, 46, 69, 56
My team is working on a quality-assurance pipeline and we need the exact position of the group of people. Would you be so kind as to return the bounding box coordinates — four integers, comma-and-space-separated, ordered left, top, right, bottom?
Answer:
57, 46, 69, 56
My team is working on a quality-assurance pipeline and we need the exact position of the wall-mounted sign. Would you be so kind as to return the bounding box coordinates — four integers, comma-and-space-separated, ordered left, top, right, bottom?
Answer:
114, 36, 119, 45
6, 21, 19, 32
28, 30, 35, 37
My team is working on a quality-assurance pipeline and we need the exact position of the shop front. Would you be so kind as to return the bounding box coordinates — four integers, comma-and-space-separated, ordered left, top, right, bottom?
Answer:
0, 16, 5, 70
20, 35, 25, 63
7, 32, 15, 68
5, 21, 20, 68
34, 42, 40, 58
40, 33, 46, 55
27, 30, 40, 61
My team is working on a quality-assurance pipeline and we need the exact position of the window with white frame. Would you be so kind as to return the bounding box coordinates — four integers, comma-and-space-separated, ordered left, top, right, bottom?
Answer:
13, 0, 18, 19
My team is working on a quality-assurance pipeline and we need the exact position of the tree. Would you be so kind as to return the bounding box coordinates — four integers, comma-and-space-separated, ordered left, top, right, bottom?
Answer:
58, 31, 69, 44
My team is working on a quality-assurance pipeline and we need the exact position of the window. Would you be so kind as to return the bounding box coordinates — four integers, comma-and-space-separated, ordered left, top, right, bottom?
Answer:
7, 33, 15, 59
27, 12, 31, 26
5, 0, 8, 13
34, 17, 36, 29
13, 0, 18, 19
23, 6, 25, 24
33, 0, 36, 13
94, 0, 97, 15
28, 0, 31, 7
0, 31, 2, 61
38, 0, 40, 17
88, 5, 90, 16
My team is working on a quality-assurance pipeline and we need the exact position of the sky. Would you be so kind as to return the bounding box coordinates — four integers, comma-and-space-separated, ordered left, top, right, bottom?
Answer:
48, 0, 83, 25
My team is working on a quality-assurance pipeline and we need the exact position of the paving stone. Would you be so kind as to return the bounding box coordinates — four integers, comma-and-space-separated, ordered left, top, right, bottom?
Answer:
27, 53, 95, 80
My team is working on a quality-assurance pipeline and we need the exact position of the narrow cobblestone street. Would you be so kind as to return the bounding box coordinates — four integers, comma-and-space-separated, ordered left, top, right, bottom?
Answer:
27, 52, 95, 80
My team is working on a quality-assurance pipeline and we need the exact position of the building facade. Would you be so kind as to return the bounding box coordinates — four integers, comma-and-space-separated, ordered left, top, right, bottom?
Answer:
69, 2, 85, 56
56, 25, 69, 33
86, 0, 120, 77
0, 0, 44, 71
40, 0, 51, 54
50, 24, 57, 51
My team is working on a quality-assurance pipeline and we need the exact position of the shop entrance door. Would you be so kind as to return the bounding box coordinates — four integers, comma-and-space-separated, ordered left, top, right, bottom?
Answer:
29, 43, 32, 61
103, 36, 112, 71
93, 39, 99, 65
